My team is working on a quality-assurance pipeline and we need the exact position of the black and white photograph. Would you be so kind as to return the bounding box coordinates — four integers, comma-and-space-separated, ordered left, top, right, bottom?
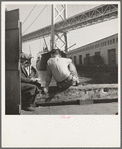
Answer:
1, 1, 121, 148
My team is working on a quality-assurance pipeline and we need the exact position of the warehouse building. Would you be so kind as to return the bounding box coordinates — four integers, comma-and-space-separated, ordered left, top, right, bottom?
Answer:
67, 34, 118, 66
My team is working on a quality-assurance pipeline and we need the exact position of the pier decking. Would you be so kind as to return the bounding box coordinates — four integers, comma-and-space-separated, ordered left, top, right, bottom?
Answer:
35, 84, 118, 106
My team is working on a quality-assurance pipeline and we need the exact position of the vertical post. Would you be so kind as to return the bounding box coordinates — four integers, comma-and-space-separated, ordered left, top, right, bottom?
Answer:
19, 22, 22, 113
64, 33, 68, 52
64, 5, 68, 52
5, 9, 20, 114
51, 4, 67, 52
29, 45, 31, 75
50, 5, 55, 50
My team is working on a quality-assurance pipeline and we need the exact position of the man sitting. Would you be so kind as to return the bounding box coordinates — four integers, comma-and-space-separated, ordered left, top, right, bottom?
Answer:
20, 52, 41, 110
43, 49, 80, 94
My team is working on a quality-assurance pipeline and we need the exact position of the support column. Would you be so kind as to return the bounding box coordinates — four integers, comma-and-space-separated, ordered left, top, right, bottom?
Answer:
50, 5, 55, 50
50, 4, 67, 52
64, 5, 68, 52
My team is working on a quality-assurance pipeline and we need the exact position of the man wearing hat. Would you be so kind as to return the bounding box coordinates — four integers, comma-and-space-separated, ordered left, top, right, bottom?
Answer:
20, 52, 41, 110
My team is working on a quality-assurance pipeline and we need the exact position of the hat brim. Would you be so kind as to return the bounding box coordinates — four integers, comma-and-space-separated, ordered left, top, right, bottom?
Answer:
20, 52, 32, 59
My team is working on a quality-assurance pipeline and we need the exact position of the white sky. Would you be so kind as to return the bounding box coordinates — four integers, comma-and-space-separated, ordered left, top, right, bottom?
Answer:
5, 2, 119, 65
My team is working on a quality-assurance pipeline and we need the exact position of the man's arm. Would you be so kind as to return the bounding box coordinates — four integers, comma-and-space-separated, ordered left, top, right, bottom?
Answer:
21, 75, 32, 83
44, 64, 52, 93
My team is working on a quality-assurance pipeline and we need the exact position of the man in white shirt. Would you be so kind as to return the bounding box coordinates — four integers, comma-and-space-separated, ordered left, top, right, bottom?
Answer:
43, 49, 79, 93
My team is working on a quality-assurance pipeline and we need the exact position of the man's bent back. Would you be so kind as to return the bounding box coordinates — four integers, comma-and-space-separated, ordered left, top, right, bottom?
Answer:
47, 57, 71, 82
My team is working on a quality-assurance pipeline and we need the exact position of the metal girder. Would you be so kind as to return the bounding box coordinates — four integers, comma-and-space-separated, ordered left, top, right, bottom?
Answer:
22, 4, 118, 43
56, 4, 118, 32
48, 4, 67, 51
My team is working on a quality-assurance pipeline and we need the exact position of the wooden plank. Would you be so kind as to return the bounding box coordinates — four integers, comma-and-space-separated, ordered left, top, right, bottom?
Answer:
6, 62, 18, 70
5, 70, 20, 114
19, 22, 22, 54
79, 99, 93, 105
6, 20, 19, 30
93, 98, 118, 103
5, 9, 19, 22
5, 9, 21, 114
70, 84, 118, 90
5, 29, 19, 63
36, 98, 118, 107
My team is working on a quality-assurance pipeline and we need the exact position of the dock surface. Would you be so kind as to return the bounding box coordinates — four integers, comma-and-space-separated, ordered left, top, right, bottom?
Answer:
36, 84, 118, 106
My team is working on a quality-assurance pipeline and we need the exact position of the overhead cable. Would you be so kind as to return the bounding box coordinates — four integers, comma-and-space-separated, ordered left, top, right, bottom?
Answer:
22, 5, 36, 25
23, 5, 47, 35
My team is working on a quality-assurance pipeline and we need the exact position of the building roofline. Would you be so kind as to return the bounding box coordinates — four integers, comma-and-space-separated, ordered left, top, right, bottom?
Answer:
68, 33, 118, 53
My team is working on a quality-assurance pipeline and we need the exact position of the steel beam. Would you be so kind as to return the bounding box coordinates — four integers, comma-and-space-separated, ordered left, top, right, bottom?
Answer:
22, 4, 118, 43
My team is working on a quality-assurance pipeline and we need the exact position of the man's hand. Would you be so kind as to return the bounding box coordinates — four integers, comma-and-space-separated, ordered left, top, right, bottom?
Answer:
30, 77, 40, 82
43, 87, 49, 94
30, 77, 41, 89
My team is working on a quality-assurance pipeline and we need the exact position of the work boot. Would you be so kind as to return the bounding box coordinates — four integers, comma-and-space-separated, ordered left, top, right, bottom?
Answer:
21, 104, 36, 111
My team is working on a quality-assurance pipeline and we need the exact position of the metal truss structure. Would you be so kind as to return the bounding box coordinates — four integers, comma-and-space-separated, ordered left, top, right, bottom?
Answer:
50, 5, 67, 51
22, 4, 118, 49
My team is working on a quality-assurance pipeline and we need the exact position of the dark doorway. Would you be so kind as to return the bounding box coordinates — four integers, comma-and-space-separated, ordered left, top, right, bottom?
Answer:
108, 49, 116, 65
74, 56, 76, 65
